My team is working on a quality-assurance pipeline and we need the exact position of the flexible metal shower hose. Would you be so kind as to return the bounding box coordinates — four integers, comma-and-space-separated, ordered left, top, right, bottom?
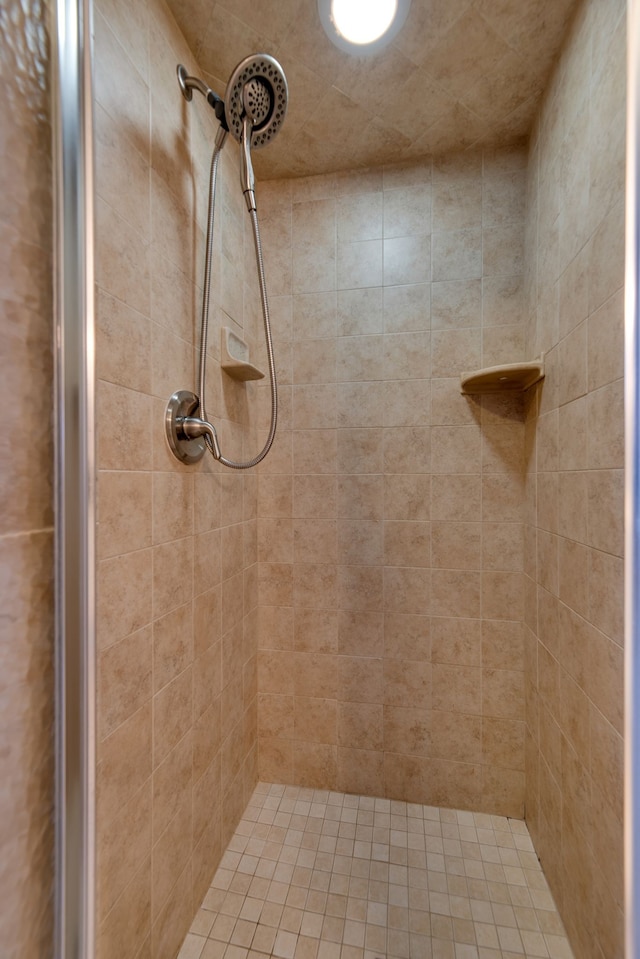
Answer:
198, 142, 278, 470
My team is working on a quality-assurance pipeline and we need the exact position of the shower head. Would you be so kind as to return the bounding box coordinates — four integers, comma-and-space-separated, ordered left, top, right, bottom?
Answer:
224, 54, 288, 150
225, 54, 288, 212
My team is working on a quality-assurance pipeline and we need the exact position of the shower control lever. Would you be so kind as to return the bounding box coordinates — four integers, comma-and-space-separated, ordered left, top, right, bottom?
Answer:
182, 415, 221, 459
165, 390, 221, 464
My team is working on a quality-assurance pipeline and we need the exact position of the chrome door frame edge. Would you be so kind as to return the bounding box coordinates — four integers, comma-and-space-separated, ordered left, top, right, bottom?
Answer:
627, 2, 640, 956
53, 0, 96, 955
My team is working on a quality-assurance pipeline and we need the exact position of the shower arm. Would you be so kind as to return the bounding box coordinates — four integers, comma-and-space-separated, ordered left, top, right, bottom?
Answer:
176, 64, 228, 129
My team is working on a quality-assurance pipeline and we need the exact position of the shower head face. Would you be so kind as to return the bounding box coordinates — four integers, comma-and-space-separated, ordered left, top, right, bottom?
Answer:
225, 54, 288, 149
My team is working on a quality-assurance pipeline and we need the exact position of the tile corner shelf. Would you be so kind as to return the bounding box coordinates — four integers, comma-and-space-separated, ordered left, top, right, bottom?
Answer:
221, 326, 265, 381
460, 355, 545, 395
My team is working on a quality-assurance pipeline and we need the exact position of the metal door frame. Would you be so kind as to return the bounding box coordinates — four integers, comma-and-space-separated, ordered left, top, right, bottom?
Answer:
52, 0, 96, 955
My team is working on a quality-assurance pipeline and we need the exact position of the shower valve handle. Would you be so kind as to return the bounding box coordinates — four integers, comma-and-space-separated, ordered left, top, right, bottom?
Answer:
181, 415, 221, 459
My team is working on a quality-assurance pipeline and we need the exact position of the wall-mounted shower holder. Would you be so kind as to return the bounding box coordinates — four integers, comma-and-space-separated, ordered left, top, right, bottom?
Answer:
165, 390, 221, 464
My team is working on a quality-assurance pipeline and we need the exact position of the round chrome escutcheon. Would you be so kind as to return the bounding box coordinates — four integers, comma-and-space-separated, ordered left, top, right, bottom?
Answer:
165, 390, 206, 464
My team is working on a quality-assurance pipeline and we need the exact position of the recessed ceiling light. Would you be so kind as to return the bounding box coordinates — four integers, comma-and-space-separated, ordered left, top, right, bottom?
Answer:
318, 0, 411, 54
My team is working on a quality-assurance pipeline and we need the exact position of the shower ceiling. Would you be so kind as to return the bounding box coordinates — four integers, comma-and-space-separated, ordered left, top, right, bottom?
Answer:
166, 0, 581, 178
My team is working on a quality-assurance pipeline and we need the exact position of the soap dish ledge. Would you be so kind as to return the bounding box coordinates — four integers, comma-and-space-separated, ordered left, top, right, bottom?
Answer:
221, 326, 265, 381
460, 355, 545, 395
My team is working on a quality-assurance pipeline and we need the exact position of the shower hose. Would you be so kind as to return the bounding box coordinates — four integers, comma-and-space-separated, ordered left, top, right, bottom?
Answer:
197, 141, 278, 470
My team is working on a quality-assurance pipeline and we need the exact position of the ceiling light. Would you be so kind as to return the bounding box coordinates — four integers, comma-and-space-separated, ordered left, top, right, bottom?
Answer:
318, 0, 411, 54
333, 0, 396, 44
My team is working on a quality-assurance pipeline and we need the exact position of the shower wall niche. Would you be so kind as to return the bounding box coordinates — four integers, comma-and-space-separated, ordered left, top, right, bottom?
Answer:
93, 0, 264, 954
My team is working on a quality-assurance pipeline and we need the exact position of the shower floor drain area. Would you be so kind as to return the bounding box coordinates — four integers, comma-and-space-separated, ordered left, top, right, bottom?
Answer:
178, 783, 574, 959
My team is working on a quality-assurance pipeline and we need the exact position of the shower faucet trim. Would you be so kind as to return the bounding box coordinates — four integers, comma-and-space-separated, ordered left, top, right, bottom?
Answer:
166, 54, 288, 470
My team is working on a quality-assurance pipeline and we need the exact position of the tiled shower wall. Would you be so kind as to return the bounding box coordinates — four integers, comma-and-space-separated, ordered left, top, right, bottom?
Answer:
256, 149, 530, 818
523, 0, 626, 956
93, 0, 263, 955
0, 1, 55, 956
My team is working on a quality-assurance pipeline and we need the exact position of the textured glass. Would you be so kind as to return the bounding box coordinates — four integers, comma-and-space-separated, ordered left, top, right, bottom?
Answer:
0, 0, 55, 956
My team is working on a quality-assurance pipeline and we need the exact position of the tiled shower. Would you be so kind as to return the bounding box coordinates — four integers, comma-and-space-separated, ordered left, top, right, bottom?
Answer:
0, 0, 626, 958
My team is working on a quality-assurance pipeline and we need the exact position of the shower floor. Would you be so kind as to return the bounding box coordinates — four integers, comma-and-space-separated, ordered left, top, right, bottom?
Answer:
178, 783, 573, 959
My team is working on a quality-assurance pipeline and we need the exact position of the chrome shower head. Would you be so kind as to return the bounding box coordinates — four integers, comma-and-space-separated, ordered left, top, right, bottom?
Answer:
224, 54, 288, 150
225, 54, 288, 213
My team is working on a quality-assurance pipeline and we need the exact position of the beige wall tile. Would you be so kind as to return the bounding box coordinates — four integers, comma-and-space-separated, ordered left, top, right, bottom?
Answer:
293, 742, 337, 789
98, 857, 152, 959
431, 328, 482, 378
588, 289, 624, 391
99, 626, 153, 741
97, 781, 152, 923
483, 668, 524, 720
296, 608, 339, 653
96, 291, 152, 393
587, 378, 624, 470
337, 747, 384, 796
151, 860, 193, 959
151, 799, 192, 923
259, 737, 294, 783
294, 697, 337, 744
292, 199, 336, 294
432, 474, 481, 522
338, 239, 383, 290
430, 710, 481, 763
98, 471, 153, 559
432, 617, 481, 667
339, 656, 383, 704
98, 549, 153, 650
432, 664, 481, 715
339, 287, 383, 336
383, 283, 430, 334
383, 566, 430, 615
338, 520, 383, 567
293, 563, 338, 608
383, 706, 430, 756
431, 279, 481, 331
153, 472, 193, 545
153, 668, 193, 767
384, 613, 431, 662
383, 428, 431, 475
96, 197, 150, 317
384, 474, 431, 522
98, 703, 153, 820
432, 229, 482, 282
383, 235, 431, 286
589, 548, 623, 645
259, 694, 294, 739
338, 564, 384, 611
338, 702, 384, 750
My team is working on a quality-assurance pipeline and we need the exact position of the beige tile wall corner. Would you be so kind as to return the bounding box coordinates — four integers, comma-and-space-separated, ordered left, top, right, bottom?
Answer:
0, 0, 55, 956
255, 147, 530, 818
93, 0, 262, 955
523, 1, 626, 956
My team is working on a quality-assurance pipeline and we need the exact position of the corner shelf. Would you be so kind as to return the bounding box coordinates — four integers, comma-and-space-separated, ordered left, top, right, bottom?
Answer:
221, 326, 265, 381
460, 356, 545, 396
